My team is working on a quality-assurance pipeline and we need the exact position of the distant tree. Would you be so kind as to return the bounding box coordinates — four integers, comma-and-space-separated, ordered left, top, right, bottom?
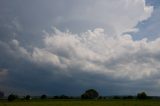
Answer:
113, 96, 121, 99
53, 96, 59, 99
123, 95, 134, 99
98, 96, 103, 99
81, 89, 99, 99
98, 96, 106, 99
60, 95, 69, 99
8, 94, 18, 101
41, 94, 47, 99
0, 91, 4, 98
25, 95, 31, 100
137, 92, 148, 99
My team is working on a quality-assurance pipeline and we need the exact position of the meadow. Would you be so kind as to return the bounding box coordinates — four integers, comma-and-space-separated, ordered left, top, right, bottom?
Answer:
1, 99, 160, 106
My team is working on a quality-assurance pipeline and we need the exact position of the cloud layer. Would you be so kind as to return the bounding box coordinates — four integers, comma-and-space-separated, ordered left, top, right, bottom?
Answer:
1, 0, 160, 95
66, 0, 153, 35
30, 27, 160, 80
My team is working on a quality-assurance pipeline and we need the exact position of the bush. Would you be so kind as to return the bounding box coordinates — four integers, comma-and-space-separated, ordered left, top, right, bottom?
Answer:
25, 95, 31, 100
8, 94, 18, 101
0, 91, 4, 98
98, 96, 106, 99
60, 95, 69, 99
137, 92, 148, 99
41, 94, 47, 99
81, 89, 99, 99
123, 96, 134, 99
113, 96, 121, 99
53, 96, 59, 99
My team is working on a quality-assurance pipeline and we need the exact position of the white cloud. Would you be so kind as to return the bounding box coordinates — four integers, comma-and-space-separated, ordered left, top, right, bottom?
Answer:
0, 39, 30, 60
0, 0, 156, 81
66, 0, 153, 35
29, 27, 160, 80
0, 0, 152, 79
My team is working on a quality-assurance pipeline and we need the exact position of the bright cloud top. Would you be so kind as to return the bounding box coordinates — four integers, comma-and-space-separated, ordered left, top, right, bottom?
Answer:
0, 0, 159, 95
31, 27, 160, 80
64, 0, 153, 35
0, 0, 155, 81
28, 0, 155, 80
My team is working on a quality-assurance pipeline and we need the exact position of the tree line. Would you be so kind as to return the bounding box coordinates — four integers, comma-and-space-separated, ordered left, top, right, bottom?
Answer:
0, 89, 151, 101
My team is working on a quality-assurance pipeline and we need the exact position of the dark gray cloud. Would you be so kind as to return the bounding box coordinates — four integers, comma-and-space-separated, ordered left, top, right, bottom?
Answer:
0, 0, 160, 96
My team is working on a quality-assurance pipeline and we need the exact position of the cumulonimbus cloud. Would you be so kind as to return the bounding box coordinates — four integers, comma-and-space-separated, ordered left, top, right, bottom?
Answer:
30, 27, 160, 80
0, 0, 155, 81
0, 0, 159, 95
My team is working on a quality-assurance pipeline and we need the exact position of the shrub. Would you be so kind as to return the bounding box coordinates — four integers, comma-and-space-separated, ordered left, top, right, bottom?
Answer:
41, 94, 47, 99
25, 95, 31, 100
137, 92, 148, 99
8, 94, 18, 101
0, 91, 4, 98
81, 89, 99, 99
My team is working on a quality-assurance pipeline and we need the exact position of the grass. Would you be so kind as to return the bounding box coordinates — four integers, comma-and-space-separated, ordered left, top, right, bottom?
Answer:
0, 99, 160, 106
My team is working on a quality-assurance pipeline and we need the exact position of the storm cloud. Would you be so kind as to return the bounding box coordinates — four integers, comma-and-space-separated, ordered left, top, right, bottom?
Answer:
1, 0, 160, 96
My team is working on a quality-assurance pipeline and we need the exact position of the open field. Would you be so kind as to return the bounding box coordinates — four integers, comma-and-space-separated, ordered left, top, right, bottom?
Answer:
1, 99, 160, 106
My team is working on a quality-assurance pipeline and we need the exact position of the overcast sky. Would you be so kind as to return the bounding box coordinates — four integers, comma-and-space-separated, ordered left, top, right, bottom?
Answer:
0, 0, 160, 96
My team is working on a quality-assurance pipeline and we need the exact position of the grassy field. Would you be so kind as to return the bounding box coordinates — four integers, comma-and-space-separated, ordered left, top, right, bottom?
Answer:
1, 99, 160, 106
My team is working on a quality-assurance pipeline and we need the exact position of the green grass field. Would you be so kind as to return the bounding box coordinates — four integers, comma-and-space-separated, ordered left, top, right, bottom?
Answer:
1, 99, 160, 106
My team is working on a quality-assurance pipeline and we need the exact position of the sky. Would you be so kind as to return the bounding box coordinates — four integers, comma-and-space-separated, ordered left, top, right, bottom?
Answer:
0, 0, 160, 96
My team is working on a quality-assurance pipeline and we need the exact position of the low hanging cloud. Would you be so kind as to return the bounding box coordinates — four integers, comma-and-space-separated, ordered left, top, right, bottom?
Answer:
3, 27, 160, 95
